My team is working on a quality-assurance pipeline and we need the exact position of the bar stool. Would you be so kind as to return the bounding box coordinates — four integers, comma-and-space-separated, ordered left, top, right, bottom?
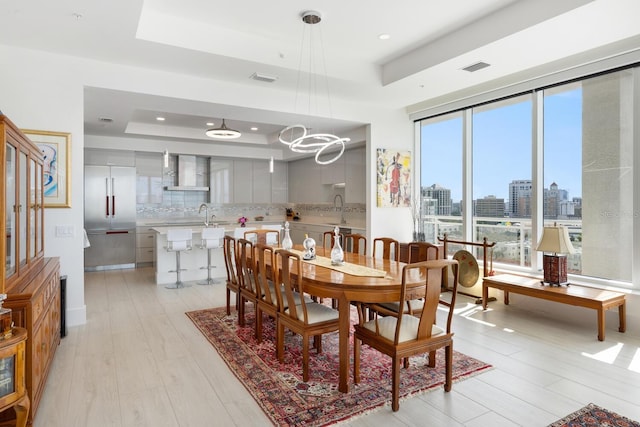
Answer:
198, 227, 226, 285
234, 227, 256, 239
166, 228, 192, 289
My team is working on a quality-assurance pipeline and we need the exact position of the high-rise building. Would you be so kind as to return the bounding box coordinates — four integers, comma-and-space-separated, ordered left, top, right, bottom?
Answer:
422, 184, 452, 215
508, 180, 532, 217
475, 195, 505, 217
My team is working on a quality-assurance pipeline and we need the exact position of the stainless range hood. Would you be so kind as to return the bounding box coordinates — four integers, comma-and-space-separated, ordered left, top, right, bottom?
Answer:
165, 155, 210, 191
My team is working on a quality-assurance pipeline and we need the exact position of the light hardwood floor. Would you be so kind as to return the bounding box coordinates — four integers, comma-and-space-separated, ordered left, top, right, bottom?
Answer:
34, 267, 640, 426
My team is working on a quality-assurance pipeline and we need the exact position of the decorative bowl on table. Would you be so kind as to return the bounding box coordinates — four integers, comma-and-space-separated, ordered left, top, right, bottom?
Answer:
254, 216, 264, 221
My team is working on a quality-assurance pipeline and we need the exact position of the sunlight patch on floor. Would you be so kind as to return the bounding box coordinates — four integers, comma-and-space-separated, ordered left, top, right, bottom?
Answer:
581, 342, 623, 364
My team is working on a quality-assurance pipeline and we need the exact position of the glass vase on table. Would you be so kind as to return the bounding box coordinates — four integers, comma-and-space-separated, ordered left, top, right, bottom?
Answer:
330, 226, 344, 266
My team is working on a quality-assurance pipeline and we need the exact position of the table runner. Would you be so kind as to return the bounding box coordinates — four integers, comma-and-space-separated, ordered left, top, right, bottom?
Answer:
290, 249, 388, 278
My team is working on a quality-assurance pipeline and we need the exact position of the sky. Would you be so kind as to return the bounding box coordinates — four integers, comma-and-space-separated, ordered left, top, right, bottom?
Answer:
420, 86, 582, 202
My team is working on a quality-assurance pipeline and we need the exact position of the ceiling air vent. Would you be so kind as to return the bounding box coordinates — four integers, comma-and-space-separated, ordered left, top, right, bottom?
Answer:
462, 61, 490, 72
250, 72, 278, 83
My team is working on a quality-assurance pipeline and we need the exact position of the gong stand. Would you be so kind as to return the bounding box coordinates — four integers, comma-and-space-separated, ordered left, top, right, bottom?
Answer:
437, 234, 497, 304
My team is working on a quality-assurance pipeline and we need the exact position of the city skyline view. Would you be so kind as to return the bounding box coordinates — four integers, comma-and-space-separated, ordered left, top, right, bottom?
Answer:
420, 86, 583, 203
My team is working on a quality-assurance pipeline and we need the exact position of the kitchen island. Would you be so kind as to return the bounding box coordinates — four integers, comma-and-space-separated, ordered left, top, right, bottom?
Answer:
151, 222, 282, 285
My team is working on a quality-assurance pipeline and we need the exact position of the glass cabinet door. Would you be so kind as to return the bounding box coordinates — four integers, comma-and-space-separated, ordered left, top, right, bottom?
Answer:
29, 158, 36, 260
18, 151, 27, 268
36, 162, 43, 256
5, 143, 16, 278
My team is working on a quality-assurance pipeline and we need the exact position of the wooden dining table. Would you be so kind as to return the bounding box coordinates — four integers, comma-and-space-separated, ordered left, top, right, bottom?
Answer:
294, 246, 427, 393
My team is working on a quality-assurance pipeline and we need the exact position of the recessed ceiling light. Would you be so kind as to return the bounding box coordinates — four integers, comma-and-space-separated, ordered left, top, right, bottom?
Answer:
251, 127, 258, 131
71, 12, 83, 20
206, 122, 215, 126
156, 117, 165, 121
378, 34, 391, 40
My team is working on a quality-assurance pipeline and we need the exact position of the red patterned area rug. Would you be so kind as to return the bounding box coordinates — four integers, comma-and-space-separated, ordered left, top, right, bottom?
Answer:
186, 306, 492, 427
549, 403, 640, 427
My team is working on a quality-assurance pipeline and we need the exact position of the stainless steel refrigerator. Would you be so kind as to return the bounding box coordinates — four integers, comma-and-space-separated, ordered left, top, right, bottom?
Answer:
84, 165, 137, 270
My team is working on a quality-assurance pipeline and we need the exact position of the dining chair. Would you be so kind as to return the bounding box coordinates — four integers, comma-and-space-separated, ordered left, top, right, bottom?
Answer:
223, 235, 239, 315
369, 242, 442, 317
344, 233, 367, 255
373, 237, 399, 261
353, 258, 460, 412
322, 230, 345, 251
254, 243, 278, 343
274, 249, 340, 382
236, 238, 259, 328
245, 229, 280, 246
234, 227, 256, 238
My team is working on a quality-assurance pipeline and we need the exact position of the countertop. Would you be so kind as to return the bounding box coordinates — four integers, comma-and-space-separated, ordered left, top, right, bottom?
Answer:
138, 217, 365, 232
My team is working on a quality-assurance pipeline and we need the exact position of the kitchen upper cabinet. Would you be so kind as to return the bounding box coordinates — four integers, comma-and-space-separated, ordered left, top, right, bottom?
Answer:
321, 154, 345, 184
209, 158, 232, 204
232, 159, 253, 203
85, 148, 135, 166
288, 157, 325, 203
345, 147, 365, 203
135, 152, 163, 204
271, 160, 288, 203
252, 161, 271, 203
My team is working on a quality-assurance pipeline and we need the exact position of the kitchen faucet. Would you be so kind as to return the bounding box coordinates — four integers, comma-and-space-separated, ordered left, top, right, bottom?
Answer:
199, 203, 209, 227
333, 194, 346, 225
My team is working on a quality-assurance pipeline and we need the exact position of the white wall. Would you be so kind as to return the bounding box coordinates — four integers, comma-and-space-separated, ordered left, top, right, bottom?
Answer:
0, 46, 86, 326
0, 44, 414, 325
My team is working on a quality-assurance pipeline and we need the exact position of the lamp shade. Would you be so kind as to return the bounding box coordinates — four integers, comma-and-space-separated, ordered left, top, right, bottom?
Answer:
536, 225, 575, 254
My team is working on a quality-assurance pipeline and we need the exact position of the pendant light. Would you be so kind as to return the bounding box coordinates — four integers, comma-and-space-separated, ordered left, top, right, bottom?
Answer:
206, 118, 241, 139
279, 10, 350, 165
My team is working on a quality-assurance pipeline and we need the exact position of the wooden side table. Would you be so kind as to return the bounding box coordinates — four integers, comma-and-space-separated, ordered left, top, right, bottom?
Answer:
0, 328, 29, 427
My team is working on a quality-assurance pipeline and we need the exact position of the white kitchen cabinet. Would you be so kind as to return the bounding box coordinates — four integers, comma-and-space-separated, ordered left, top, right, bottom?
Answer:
209, 158, 232, 204
136, 226, 156, 266
345, 147, 365, 203
321, 154, 345, 184
252, 160, 271, 203
288, 157, 328, 202
232, 159, 253, 203
271, 160, 288, 203
135, 152, 164, 204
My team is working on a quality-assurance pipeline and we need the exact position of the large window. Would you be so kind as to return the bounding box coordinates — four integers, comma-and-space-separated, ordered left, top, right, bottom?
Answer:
473, 95, 532, 267
419, 67, 636, 287
420, 112, 462, 242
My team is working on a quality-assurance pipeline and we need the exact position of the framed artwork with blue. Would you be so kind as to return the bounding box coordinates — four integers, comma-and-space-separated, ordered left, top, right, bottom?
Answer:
22, 129, 71, 208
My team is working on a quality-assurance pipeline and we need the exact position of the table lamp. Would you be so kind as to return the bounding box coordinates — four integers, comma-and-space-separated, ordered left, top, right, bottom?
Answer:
536, 224, 575, 286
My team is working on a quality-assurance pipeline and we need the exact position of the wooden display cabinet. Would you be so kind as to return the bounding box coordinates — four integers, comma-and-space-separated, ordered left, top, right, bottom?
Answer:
0, 327, 29, 427
1, 115, 61, 425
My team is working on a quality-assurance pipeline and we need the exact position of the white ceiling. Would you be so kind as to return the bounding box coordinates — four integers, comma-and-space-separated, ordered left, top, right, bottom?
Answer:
1, 0, 640, 155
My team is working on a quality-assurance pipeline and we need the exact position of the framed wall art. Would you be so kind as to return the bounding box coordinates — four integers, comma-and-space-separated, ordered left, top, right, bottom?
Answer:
376, 148, 411, 207
22, 129, 72, 208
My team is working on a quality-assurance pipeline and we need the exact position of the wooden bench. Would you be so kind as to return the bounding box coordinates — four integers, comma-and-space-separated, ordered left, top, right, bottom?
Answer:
482, 274, 626, 341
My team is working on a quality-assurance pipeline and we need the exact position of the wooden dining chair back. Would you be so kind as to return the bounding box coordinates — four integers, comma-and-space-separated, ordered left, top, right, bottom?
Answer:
353, 258, 460, 411
254, 243, 279, 343
345, 233, 367, 255
273, 249, 340, 382
322, 230, 345, 251
223, 235, 239, 315
245, 229, 280, 246
373, 237, 399, 261
236, 238, 258, 328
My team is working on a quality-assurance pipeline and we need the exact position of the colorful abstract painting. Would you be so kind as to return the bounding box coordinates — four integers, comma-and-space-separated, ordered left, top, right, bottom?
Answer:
376, 148, 411, 207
